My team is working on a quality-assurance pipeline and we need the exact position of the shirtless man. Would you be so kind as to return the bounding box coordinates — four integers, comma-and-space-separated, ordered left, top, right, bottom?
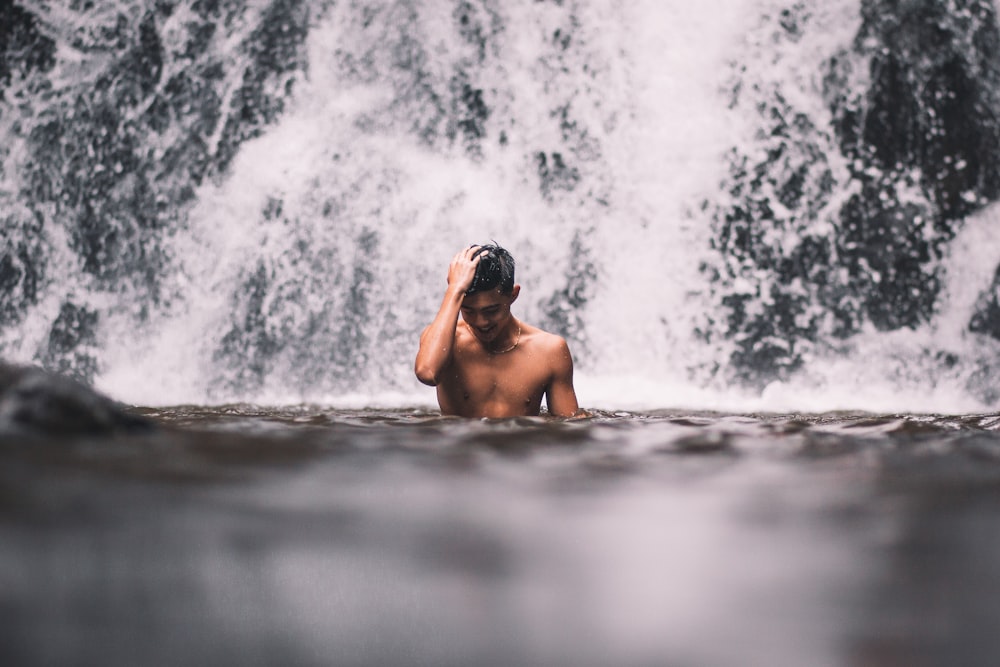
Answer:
415, 243, 582, 418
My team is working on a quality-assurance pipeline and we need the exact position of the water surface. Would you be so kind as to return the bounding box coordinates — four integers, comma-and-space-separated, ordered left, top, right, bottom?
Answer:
4, 407, 1000, 666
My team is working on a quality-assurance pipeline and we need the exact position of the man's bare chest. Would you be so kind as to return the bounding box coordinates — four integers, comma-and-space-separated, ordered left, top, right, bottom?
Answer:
448, 349, 550, 400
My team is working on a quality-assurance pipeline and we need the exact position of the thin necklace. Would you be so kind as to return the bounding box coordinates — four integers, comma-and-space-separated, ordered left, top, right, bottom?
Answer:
466, 322, 521, 354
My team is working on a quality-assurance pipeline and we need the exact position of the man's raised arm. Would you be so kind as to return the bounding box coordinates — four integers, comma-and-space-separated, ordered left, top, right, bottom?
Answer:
414, 246, 482, 386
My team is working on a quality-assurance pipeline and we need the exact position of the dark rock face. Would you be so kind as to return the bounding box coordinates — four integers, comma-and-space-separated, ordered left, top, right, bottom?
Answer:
0, 6, 55, 331
0, 363, 152, 436
847, 0, 1000, 220
541, 231, 597, 360
0, 207, 46, 329
970, 265, 1000, 340
0, 3, 56, 100
837, 0, 1000, 330
705, 0, 1000, 386
42, 302, 101, 383
0, 0, 311, 383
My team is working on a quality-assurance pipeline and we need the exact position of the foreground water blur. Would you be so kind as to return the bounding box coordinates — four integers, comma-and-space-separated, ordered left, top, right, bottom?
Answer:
3, 407, 1000, 666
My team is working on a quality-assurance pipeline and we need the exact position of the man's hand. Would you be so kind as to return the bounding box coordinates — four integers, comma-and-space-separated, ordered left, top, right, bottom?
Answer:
447, 245, 485, 294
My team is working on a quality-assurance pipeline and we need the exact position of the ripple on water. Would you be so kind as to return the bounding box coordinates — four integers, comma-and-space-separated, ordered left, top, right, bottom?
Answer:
4, 406, 1000, 666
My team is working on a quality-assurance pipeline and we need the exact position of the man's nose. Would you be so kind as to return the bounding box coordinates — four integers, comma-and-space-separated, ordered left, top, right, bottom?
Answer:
473, 312, 496, 327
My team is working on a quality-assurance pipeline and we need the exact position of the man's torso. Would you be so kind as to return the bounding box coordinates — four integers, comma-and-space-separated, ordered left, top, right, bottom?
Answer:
436, 325, 554, 418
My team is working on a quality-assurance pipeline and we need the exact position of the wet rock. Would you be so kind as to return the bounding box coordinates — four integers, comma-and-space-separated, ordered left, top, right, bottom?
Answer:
0, 206, 45, 328
835, 0, 1000, 330
216, 262, 279, 389
541, 231, 596, 354
2, 0, 310, 371
214, 222, 381, 396
536, 151, 580, 200
704, 6, 850, 385
41, 302, 100, 384
213, 0, 309, 171
969, 263, 1000, 340
845, 0, 1000, 219
449, 77, 490, 156
705, 0, 1000, 385
0, 363, 152, 437
0, 3, 56, 100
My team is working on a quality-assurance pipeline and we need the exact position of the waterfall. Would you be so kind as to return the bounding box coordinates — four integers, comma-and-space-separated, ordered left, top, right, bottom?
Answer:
2, 0, 1000, 411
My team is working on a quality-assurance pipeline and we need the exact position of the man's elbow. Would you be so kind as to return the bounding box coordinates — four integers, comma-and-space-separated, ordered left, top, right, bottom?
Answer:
414, 364, 439, 386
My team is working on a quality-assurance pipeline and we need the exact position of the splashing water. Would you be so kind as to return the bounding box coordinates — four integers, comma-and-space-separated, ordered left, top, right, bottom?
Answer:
2, 0, 1000, 412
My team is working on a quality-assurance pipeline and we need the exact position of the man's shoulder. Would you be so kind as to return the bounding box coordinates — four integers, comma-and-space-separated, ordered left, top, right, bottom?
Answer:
532, 328, 568, 346
522, 325, 571, 356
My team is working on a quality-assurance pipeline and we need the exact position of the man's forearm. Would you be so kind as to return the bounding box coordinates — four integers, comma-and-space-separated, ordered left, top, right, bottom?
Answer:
414, 287, 465, 385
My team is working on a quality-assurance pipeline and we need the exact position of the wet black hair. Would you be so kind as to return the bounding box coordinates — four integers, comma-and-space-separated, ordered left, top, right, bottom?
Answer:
468, 242, 515, 295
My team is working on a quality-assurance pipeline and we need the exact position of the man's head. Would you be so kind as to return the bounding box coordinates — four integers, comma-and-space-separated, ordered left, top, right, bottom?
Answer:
461, 243, 519, 344
467, 243, 515, 296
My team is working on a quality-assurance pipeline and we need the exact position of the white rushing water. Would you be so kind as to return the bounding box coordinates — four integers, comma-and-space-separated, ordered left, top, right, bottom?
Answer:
6, 0, 999, 412
87, 0, 752, 407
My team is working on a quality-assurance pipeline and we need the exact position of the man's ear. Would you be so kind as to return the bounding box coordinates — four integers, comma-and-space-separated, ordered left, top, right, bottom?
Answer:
509, 284, 520, 304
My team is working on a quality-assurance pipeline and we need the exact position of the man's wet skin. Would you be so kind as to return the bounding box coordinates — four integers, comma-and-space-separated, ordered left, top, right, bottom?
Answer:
415, 244, 582, 418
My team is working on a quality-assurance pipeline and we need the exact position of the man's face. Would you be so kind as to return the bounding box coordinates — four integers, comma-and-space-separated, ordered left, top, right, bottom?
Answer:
460, 287, 519, 343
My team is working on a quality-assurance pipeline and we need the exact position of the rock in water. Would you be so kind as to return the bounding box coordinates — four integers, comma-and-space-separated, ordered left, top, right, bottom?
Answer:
0, 363, 152, 436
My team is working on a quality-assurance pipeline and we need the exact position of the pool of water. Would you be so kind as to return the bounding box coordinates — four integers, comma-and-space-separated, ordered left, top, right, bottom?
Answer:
3, 406, 1000, 666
